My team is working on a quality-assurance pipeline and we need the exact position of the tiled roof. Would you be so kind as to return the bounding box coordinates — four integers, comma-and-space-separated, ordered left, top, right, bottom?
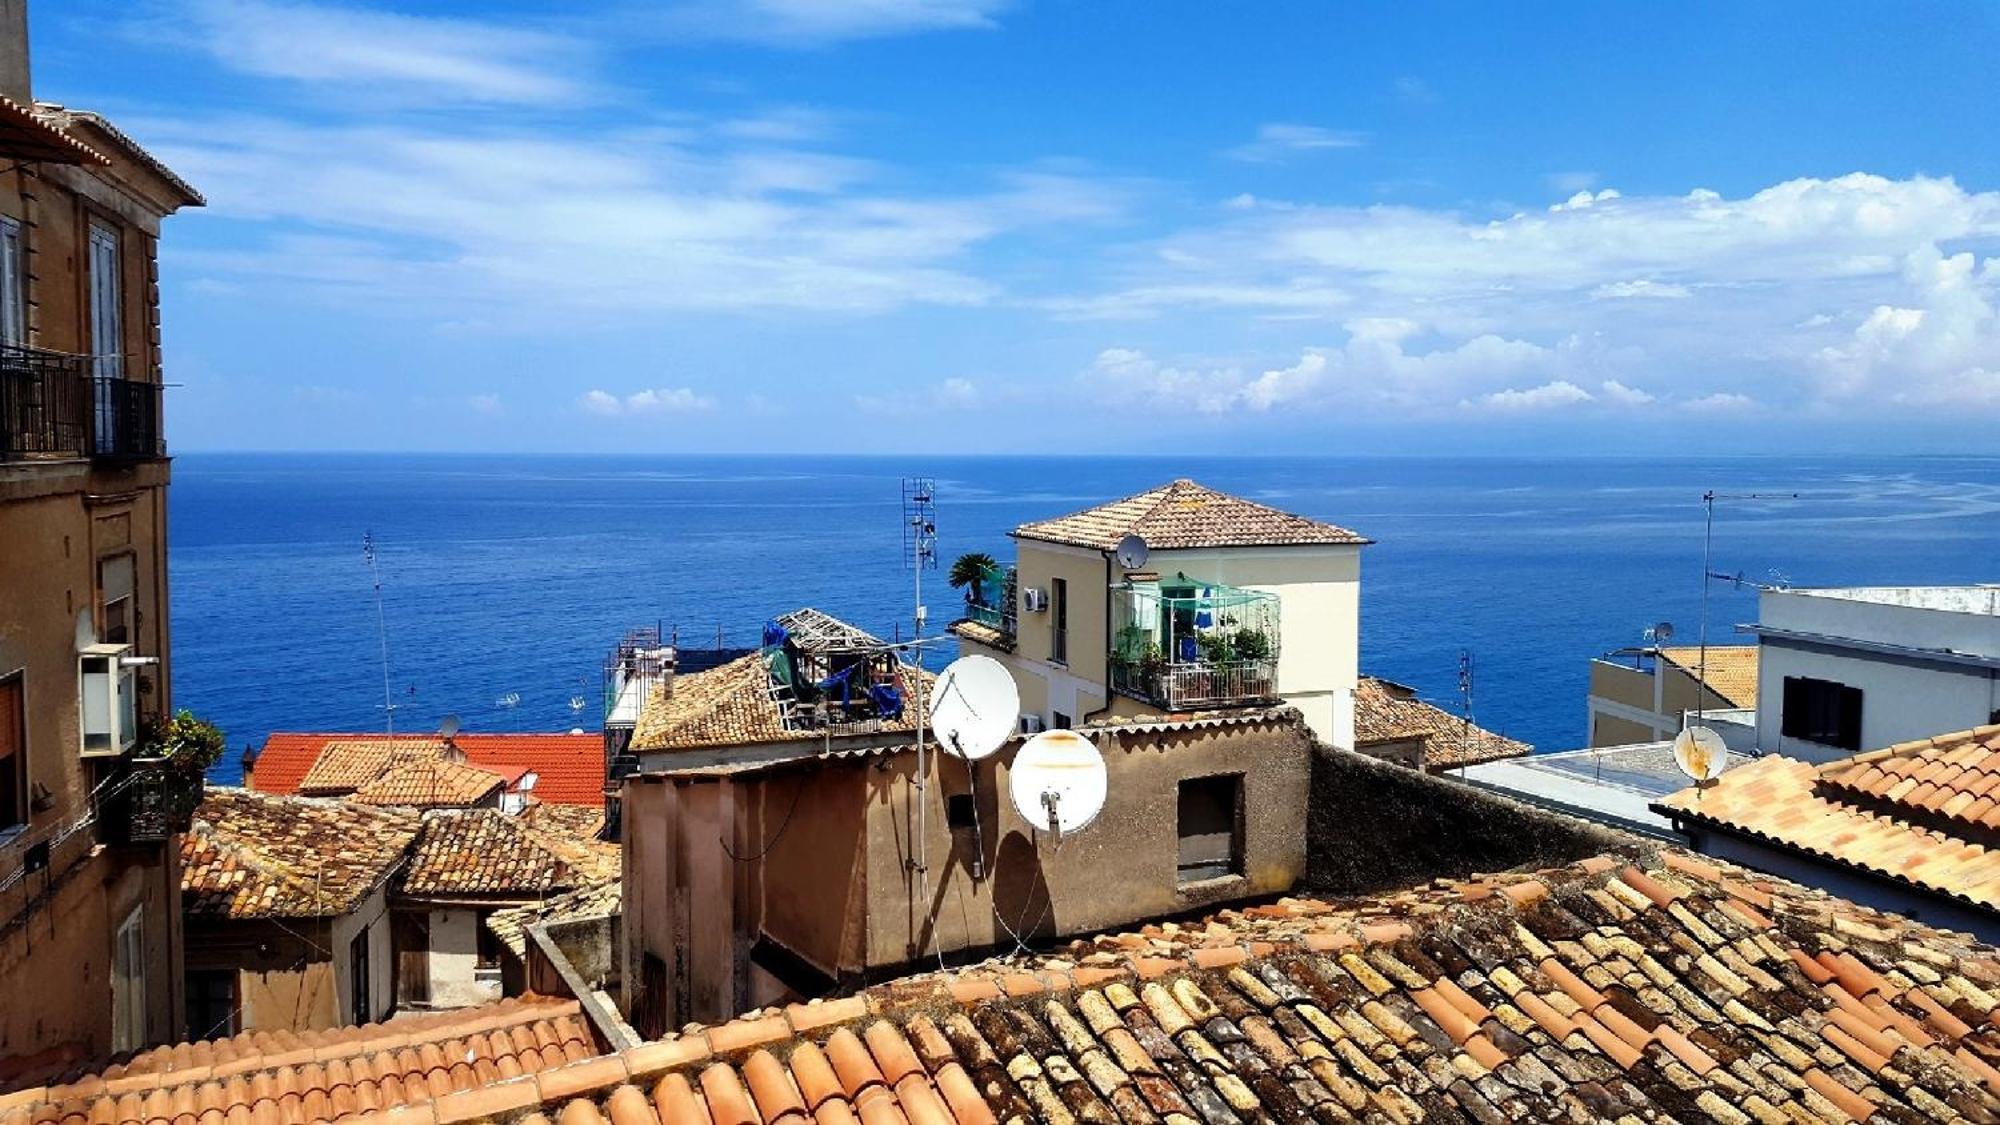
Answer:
254, 733, 606, 807
0, 96, 106, 165
331, 847, 2000, 1125
351, 758, 510, 808
296, 740, 439, 796
631, 653, 933, 755
0, 997, 589, 1125
1015, 479, 1369, 551
1353, 676, 1532, 770
488, 881, 624, 960
1657, 726, 2000, 910
179, 789, 419, 920
1658, 645, 1761, 710
33, 104, 204, 206
400, 808, 617, 900
946, 619, 1014, 653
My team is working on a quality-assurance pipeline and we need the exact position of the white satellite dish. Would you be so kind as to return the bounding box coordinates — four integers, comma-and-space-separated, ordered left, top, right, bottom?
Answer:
1009, 729, 1108, 841
929, 654, 1019, 761
1114, 533, 1150, 570
1673, 725, 1727, 784
439, 713, 461, 739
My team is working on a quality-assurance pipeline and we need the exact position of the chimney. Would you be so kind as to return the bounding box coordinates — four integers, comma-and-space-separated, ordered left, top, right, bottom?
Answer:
0, 0, 28, 106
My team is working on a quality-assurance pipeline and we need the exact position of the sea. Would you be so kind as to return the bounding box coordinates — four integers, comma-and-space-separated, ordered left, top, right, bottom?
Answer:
170, 454, 2000, 785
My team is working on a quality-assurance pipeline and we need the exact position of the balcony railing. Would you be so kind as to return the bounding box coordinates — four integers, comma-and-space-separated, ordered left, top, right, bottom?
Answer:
961, 564, 1017, 637
1112, 657, 1280, 710
109, 760, 204, 845
0, 345, 163, 462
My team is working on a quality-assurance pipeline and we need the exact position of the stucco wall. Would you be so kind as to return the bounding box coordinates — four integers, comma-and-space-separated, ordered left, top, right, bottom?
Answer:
329, 885, 394, 1025
425, 908, 500, 1009
1756, 640, 1999, 761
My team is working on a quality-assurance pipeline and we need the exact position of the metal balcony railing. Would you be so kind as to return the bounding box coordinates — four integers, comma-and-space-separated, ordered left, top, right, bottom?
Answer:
110, 761, 204, 845
0, 345, 164, 462
1111, 656, 1280, 710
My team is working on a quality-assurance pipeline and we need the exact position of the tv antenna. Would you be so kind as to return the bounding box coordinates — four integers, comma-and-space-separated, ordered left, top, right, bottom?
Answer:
1009, 730, 1108, 844
362, 531, 397, 734
1697, 490, 1798, 727
1457, 650, 1475, 766
929, 654, 1020, 879
900, 476, 942, 964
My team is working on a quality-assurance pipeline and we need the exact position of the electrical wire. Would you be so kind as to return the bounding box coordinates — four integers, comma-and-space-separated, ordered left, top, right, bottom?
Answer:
717, 772, 807, 863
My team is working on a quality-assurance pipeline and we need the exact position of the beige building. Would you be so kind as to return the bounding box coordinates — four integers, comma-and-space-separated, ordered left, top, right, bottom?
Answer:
1586, 644, 1758, 748
0, 2, 202, 1084
950, 479, 1369, 747
614, 607, 1313, 1031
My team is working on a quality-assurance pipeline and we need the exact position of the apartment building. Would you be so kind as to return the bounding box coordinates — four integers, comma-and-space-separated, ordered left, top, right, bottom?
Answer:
0, 1, 202, 1082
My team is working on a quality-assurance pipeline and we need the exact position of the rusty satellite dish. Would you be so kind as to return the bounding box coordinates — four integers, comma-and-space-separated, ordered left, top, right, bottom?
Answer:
1009, 729, 1108, 841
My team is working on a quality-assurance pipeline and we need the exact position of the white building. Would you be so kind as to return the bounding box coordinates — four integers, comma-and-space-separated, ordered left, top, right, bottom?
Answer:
1751, 585, 2000, 763
950, 479, 1368, 748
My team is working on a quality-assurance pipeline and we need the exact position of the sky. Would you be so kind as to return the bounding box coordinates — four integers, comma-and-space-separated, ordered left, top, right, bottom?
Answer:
36, 1, 2000, 454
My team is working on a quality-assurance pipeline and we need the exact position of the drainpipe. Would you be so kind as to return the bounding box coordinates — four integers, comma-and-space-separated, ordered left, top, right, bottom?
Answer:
1082, 550, 1115, 725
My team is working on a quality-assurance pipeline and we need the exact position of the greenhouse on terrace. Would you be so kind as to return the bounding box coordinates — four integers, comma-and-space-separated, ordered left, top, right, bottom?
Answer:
1110, 572, 1281, 710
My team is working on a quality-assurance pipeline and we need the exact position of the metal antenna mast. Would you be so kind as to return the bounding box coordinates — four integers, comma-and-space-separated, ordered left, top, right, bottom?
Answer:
1457, 649, 1474, 764
901, 478, 941, 966
362, 531, 397, 734
1696, 490, 1797, 727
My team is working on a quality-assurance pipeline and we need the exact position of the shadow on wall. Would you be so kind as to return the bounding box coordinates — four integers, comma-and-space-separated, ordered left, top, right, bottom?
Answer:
1304, 743, 1633, 896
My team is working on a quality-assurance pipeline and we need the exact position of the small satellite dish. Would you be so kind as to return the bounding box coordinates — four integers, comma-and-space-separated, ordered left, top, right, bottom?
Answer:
1114, 533, 1150, 570
1648, 621, 1675, 645
1673, 726, 1727, 785
438, 713, 461, 739
930, 655, 1020, 761
1009, 729, 1108, 841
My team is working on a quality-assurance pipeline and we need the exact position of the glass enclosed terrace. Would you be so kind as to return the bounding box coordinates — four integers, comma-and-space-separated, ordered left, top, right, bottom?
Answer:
1111, 574, 1280, 710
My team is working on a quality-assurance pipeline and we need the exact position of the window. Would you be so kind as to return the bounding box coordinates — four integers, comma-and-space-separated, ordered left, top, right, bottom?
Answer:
185, 969, 237, 1041
1051, 711, 1071, 730
348, 928, 372, 1025
112, 907, 146, 1051
88, 223, 121, 379
394, 911, 430, 1005
946, 793, 976, 830
1780, 676, 1863, 752
1050, 577, 1068, 664
0, 675, 24, 835
99, 555, 135, 647
1177, 774, 1243, 884
0, 216, 22, 347
476, 913, 502, 971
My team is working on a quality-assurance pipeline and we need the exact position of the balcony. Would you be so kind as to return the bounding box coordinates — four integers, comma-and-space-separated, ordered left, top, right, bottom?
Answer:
960, 563, 1017, 636
1110, 573, 1282, 710
0, 345, 164, 463
108, 760, 204, 845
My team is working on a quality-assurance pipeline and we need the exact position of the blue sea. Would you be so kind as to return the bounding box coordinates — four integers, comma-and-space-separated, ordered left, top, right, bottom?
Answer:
170, 454, 2000, 785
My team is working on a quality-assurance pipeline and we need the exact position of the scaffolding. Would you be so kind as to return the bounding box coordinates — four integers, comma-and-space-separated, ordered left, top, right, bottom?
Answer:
763, 609, 910, 731
1110, 573, 1281, 709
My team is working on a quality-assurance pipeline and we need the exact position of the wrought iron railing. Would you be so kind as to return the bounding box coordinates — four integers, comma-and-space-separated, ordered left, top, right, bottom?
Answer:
1111, 657, 1280, 710
111, 761, 204, 845
0, 345, 163, 461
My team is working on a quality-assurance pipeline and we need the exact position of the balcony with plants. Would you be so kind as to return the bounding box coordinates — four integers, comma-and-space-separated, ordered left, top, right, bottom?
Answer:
1110, 576, 1280, 710
951, 553, 1016, 639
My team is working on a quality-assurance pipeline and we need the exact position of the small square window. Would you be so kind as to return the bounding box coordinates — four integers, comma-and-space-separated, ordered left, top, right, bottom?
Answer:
946, 793, 976, 830
1051, 712, 1071, 731
1177, 774, 1243, 884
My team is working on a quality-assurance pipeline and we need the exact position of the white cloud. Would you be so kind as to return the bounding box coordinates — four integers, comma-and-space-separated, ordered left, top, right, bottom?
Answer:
1682, 392, 1758, 414
1225, 124, 1368, 163
580, 388, 716, 415
1545, 171, 1599, 194
1592, 279, 1690, 300
1549, 188, 1623, 212
1464, 380, 1594, 412
176, 0, 586, 103
854, 376, 984, 414
468, 393, 503, 415
1817, 244, 2000, 400
1598, 379, 1655, 405
655, 0, 1008, 45
1393, 76, 1439, 104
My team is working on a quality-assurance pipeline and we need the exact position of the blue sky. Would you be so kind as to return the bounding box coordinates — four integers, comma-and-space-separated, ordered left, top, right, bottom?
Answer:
38, 1, 2000, 453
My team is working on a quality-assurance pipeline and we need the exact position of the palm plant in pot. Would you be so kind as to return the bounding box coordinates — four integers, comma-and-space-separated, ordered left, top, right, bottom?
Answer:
949, 552, 998, 608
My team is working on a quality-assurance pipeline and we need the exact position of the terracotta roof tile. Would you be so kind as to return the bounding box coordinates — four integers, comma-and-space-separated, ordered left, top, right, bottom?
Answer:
318, 848, 2000, 1125
487, 881, 623, 960
296, 741, 441, 797
400, 807, 616, 900
179, 790, 419, 919
1, 997, 588, 1125
1658, 727, 2000, 910
254, 733, 605, 807
1014, 478, 1369, 551
1352, 676, 1531, 770
1657, 645, 1760, 709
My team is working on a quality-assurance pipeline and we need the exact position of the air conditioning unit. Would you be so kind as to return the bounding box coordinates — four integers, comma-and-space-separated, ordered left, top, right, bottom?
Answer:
1021, 587, 1050, 613
1019, 714, 1046, 735
79, 643, 139, 758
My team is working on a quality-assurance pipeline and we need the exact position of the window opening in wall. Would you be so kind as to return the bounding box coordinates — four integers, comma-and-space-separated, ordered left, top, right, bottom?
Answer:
113, 907, 146, 1051
1050, 577, 1068, 663
0, 675, 24, 835
1779, 675, 1863, 753
946, 793, 976, 829
348, 928, 371, 1025
185, 969, 237, 1041
1177, 774, 1243, 884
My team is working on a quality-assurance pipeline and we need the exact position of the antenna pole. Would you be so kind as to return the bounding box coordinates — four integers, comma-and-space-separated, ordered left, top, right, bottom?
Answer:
1697, 492, 1713, 729
1458, 649, 1474, 767
364, 531, 396, 735
902, 478, 940, 967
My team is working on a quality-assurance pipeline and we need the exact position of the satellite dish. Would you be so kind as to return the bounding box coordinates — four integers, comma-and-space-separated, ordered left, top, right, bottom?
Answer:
1648, 621, 1675, 645
1009, 730, 1108, 841
930, 655, 1019, 761
1114, 533, 1150, 570
1673, 726, 1727, 784
438, 713, 461, 739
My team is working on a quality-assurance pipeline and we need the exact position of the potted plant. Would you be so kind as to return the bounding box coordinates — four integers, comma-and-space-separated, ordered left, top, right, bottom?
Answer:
949, 552, 998, 608
126, 710, 223, 839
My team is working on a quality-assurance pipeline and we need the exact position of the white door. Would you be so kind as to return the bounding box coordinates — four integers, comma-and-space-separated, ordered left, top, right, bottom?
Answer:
88, 224, 121, 452
112, 906, 146, 1051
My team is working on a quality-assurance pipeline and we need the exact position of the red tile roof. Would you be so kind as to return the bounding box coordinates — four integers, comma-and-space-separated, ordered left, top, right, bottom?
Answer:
252, 733, 605, 807
1657, 725, 2000, 910
0, 997, 589, 1125
288, 847, 2000, 1125
180, 789, 419, 919
1657, 645, 1761, 710
400, 808, 617, 901
1353, 676, 1532, 770
1015, 478, 1369, 551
